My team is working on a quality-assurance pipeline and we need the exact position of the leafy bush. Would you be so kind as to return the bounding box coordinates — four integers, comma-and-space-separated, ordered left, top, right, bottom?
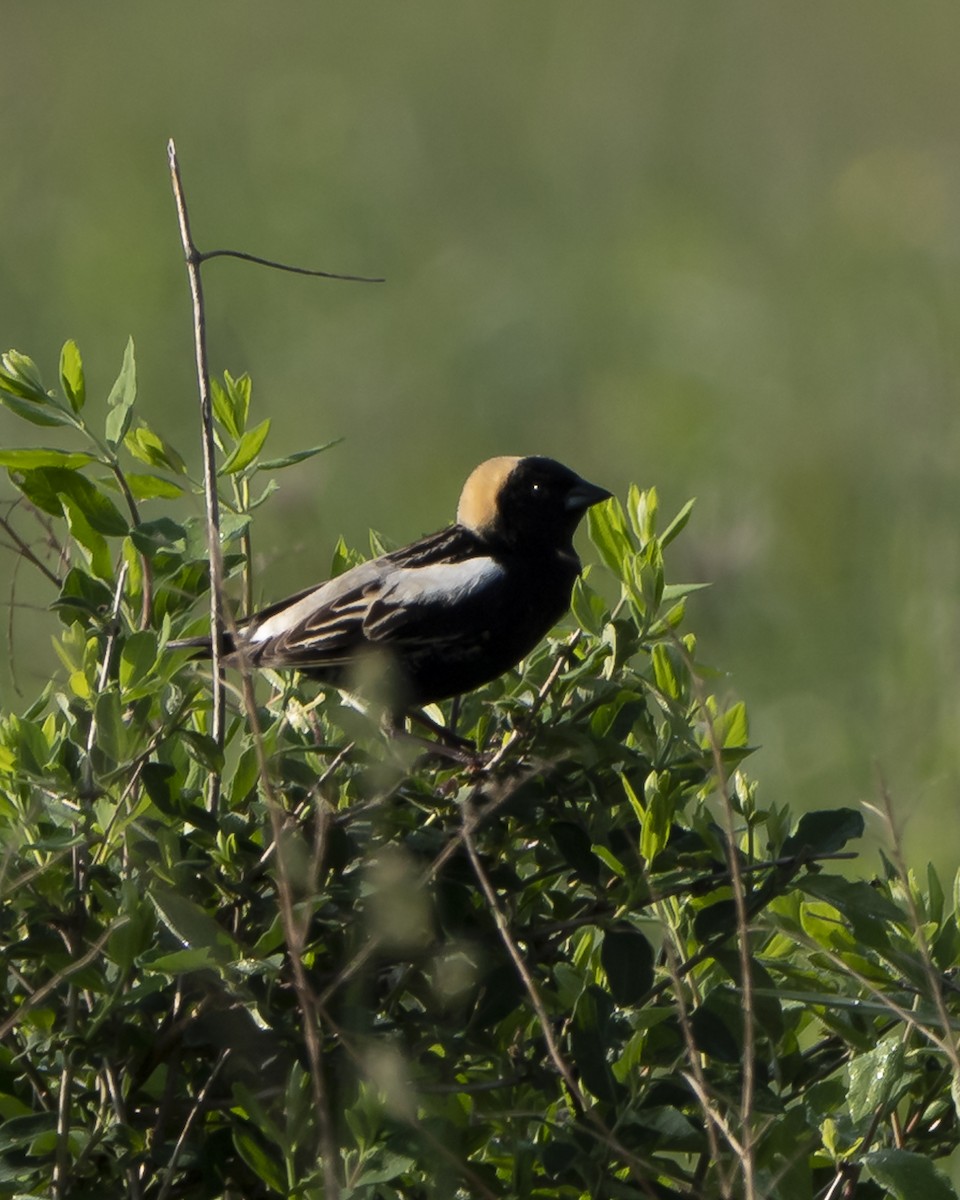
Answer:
2, 341, 960, 1199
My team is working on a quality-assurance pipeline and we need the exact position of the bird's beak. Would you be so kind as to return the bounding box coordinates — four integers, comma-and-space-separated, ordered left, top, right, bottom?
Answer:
565, 478, 613, 512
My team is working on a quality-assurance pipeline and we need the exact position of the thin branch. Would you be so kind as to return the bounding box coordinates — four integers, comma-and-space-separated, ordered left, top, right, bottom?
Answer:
238, 668, 342, 1199
460, 796, 661, 1198
482, 629, 581, 770
0, 923, 125, 1040
167, 138, 226, 812
155, 1049, 231, 1200
0, 512, 61, 586
105, 461, 153, 628
868, 784, 960, 1077
678, 634, 757, 1199
461, 797, 586, 1119
198, 247, 384, 283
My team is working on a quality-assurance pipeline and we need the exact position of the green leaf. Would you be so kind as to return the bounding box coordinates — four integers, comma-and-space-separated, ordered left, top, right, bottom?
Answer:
570, 575, 605, 635
714, 700, 748, 749
94, 691, 127, 766
124, 423, 187, 474
123, 472, 185, 500
627, 483, 658, 543
800, 875, 904, 935
640, 771, 674, 863
52, 567, 115, 623
129, 517, 188, 558
551, 820, 600, 884
105, 337, 137, 447
864, 1149, 958, 1200
651, 643, 680, 699
0, 448, 94, 470
660, 497, 697, 548
149, 886, 239, 964
59, 339, 85, 413
233, 1127, 286, 1192
0, 349, 52, 403
5, 714, 53, 775
353, 1152, 418, 1187
592, 843, 627, 878
19, 467, 128, 536
601, 926, 654, 1005
781, 808, 865, 859
219, 418, 271, 475
120, 631, 157, 690
693, 899, 738, 941
0, 389, 73, 427
212, 370, 251, 440
229, 745, 263, 807
848, 1032, 906, 1123
63, 497, 113, 580
145, 947, 223, 974
257, 437, 344, 471
571, 1010, 623, 1103
587, 496, 635, 578
181, 729, 225, 772
690, 989, 742, 1062
8, 465, 63, 515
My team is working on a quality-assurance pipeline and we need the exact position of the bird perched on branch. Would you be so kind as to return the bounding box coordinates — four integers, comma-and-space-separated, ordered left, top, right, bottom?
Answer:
171, 455, 610, 719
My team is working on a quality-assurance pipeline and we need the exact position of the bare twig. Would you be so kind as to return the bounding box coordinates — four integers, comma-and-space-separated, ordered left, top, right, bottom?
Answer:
167, 139, 227, 812
460, 795, 662, 1198
199, 246, 384, 283
238, 670, 342, 1199
677, 635, 757, 1198
105, 461, 153, 628
317, 770, 534, 1008
85, 562, 129, 761
155, 1049, 231, 1200
0, 511, 62, 586
460, 796, 587, 1118
51, 563, 129, 1199
483, 629, 581, 771
872, 788, 960, 1056
0, 923, 124, 1041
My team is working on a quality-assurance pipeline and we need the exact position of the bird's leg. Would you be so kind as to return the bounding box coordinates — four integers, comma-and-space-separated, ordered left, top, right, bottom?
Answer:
408, 708, 475, 751
375, 710, 483, 767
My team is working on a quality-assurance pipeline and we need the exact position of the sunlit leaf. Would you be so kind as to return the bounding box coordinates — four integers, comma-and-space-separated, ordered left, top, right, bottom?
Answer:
257, 437, 343, 471
0, 448, 95, 470
123, 472, 185, 500
104, 337, 137, 447
219, 418, 270, 475
59, 339, 85, 413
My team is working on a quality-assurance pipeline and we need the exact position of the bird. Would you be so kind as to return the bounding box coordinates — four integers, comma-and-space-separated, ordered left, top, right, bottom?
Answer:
170, 455, 611, 721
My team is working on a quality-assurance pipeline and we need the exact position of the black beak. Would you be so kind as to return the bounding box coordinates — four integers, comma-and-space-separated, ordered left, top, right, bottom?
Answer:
564, 477, 613, 513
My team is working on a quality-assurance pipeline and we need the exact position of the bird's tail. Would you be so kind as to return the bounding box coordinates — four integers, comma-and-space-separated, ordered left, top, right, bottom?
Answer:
168, 634, 215, 659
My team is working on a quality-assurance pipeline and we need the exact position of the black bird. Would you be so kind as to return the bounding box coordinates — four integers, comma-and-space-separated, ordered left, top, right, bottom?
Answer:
171, 456, 611, 715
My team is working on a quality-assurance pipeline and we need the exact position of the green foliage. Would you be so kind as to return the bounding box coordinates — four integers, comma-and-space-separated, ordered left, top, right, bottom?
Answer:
2, 342, 960, 1198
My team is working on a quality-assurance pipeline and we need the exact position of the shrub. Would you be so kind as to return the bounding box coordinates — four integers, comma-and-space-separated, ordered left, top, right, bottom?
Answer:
1, 341, 959, 1199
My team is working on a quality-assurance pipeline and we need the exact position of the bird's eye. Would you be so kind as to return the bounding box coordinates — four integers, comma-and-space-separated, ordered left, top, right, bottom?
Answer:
530, 482, 542, 494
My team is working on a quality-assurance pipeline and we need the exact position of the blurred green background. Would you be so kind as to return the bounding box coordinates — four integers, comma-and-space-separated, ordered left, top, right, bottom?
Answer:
4, 3, 960, 869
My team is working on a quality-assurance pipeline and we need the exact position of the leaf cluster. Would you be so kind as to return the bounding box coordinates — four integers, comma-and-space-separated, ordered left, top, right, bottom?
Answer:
1, 343, 960, 1199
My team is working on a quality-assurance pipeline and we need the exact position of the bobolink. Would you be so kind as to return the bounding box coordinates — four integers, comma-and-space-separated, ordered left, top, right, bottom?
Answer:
172, 456, 610, 714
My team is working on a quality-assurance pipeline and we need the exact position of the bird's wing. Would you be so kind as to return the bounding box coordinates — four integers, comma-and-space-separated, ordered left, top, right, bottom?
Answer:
240, 551, 504, 669
363, 557, 506, 645
242, 559, 383, 668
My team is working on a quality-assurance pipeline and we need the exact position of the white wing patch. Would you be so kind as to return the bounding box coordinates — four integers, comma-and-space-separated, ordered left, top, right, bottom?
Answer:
246, 582, 351, 644
380, 558, 504, 607
244, 556, 504, 650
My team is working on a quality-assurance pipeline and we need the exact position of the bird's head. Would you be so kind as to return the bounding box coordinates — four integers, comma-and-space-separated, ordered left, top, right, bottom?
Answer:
456, 455, 612, 550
